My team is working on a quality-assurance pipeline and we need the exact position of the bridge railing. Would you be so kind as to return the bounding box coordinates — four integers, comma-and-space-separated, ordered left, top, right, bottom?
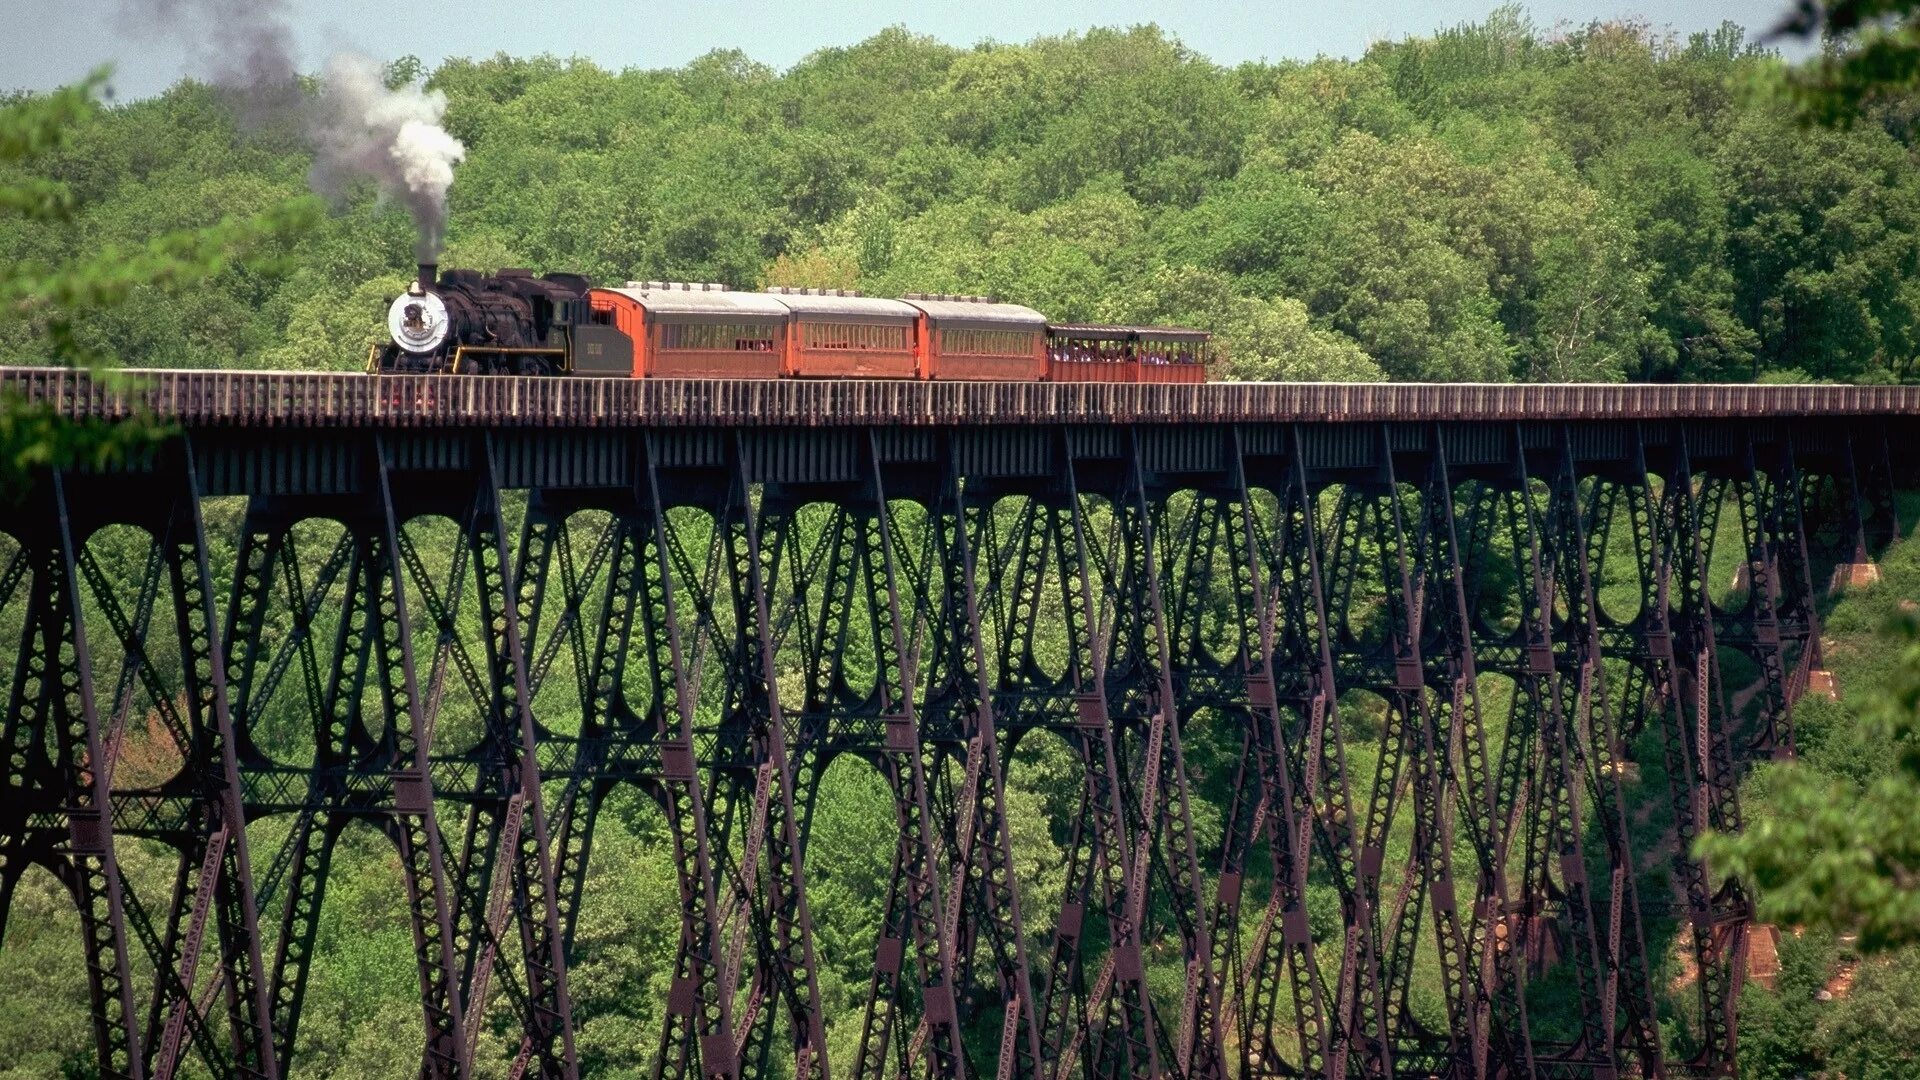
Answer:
3, 365, 1918, 427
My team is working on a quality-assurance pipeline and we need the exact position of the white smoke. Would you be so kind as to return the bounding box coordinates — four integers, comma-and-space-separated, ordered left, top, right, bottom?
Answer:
308, 54, 467, 259
116, 2, 468, 259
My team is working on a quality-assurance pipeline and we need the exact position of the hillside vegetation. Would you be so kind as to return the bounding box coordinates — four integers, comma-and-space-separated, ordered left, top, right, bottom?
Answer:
5, 10, 1920, 383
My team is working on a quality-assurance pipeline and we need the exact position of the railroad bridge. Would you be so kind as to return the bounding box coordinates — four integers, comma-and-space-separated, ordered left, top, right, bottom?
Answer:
2, 369, 1916, 1080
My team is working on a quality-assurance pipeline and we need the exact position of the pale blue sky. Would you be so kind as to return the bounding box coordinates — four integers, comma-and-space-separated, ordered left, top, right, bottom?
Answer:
4, 0, 1801, 100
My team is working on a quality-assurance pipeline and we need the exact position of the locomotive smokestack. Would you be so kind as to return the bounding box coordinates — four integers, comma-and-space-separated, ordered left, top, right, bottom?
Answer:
418, 262, 437, 294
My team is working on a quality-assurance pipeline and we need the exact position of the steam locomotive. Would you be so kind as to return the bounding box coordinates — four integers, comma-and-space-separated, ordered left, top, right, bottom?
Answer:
374, 264, 1210, 382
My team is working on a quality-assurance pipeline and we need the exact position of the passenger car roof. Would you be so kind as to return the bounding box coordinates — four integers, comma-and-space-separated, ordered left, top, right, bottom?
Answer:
598, 284, 789, 319
901, 295, 1045, 331
1135, 326, 1210, 343
1049, 323, 1211, 342
764, 289, 920, 321
1048, 323, 1134, 340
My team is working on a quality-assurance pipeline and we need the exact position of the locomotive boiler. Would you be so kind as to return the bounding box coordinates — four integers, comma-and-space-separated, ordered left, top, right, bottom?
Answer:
373, 265, 1211, 383
375, 263, 633, 375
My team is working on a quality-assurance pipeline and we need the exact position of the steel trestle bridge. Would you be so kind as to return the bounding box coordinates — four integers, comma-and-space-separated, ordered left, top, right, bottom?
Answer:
2, 369, 1916, 1080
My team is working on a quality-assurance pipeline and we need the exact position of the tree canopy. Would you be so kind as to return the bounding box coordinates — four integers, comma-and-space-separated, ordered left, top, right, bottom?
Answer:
0, 70, 314, 488
4, 11, 1920, 383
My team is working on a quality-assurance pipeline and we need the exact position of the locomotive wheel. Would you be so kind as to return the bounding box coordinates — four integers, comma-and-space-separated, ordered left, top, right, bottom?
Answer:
514, 356, 548, 377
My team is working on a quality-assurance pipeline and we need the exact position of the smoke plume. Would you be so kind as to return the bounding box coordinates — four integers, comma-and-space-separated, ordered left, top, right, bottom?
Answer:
115, 0, 302, 123
116, 1, 467, 259
307, 55, 466, 259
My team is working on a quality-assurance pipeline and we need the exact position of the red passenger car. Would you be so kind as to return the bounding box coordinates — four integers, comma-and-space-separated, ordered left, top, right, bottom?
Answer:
1046, 325, 1136, 382
768, 288, 923, 379
590, 282, 788, 379
1046, 324, 1211, 383
1136, 327, 1210, 384
904, 294, 1048, 381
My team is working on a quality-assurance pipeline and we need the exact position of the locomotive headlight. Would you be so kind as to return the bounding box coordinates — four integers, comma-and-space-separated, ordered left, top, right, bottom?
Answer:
388, 290, 450, 354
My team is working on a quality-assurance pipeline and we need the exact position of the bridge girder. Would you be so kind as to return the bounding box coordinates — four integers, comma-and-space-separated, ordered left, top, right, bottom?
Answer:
0, 413, 1910, 1080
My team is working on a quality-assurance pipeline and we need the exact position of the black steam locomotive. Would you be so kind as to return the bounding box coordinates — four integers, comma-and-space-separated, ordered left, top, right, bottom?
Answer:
373, 263, 630, 375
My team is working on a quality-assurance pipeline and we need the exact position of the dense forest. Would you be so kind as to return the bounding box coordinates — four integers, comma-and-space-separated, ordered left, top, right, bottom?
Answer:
5, 9, 1920, 1080
5, 9, 1920, 384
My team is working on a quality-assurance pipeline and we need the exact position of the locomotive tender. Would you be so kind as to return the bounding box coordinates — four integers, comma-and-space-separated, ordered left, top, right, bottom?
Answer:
375, 264, 1210, 383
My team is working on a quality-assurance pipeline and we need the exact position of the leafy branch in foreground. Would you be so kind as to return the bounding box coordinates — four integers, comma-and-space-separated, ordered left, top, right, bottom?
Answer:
1773, 0, 1920, 121
0, 68, 318, 488
1699, 610, 1920, 954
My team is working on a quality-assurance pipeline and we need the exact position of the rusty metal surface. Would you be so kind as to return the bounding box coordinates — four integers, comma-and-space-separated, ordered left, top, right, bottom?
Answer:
4, 367, 1918, 427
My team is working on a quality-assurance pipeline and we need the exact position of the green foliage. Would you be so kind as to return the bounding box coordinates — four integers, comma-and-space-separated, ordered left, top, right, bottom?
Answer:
1821, 949, 1920, 1078
1732, 934, 1920, 1080
0, 68, 317, 490
1730, 928, 1834, 1080
1775, 0, 1920, 122
7, 18, 1920, 384
1701, 608, 1920, 953
0, 868, 92, 1078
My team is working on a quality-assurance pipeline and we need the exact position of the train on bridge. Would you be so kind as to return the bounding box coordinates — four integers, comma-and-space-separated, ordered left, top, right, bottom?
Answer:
375, 263, 1211, 383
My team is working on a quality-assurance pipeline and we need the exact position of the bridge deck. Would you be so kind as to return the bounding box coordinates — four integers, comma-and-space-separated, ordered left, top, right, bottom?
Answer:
4, 367, 1918, 426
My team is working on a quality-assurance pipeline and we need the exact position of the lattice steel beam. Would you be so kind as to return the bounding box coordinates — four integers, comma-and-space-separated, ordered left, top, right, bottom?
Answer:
1, 415, 1912, 1080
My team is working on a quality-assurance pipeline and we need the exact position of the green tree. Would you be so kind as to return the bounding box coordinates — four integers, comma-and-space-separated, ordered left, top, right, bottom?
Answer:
1718, 106, 1920, 381
1821, 949, 1920, 1078
1700, 611, 1920, 952
0, 71, 315, 484
1122, 265, 1383, 381
1775, 0, 1920, 121
1588, 134, 1757, 380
